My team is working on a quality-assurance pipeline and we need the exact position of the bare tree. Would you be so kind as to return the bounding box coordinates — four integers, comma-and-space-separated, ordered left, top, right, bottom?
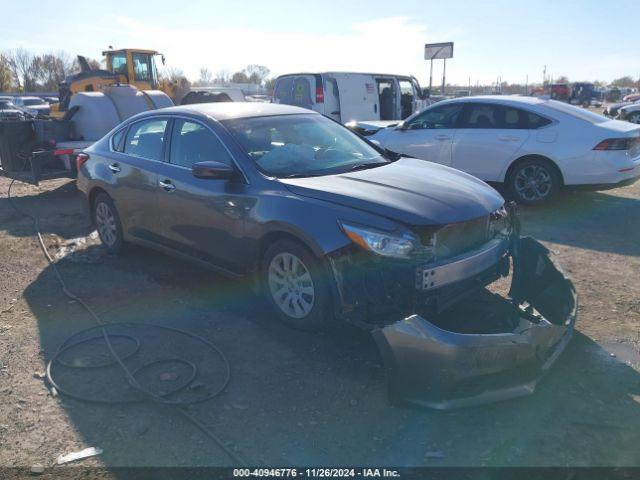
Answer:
196, 67, 213, 86
0, 53, 13, 92
7, 47, 35, 91
612, 76, 638, 88
244, 65, 270, 85
214, 69, 230, 85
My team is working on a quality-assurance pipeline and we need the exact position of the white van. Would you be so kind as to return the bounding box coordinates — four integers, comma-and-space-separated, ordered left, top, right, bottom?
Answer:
271, 72, 431, 123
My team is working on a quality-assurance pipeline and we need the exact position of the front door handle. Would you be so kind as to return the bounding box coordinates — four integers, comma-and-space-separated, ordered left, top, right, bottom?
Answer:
108, 163, 121, 173
159, 179, 176, 192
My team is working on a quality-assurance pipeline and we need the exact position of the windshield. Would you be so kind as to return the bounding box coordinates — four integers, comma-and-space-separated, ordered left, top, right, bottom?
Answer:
223, 114, 387, 178
544, 100, 608, 124
0, 101, 15, 109
23, 98, 45, 106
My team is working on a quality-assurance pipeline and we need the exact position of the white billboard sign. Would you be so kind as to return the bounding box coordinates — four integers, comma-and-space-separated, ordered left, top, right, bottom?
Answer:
424, 42, 454, 60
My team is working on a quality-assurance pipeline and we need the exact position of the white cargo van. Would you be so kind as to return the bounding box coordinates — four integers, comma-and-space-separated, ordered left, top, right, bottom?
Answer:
271, 72, 431, 123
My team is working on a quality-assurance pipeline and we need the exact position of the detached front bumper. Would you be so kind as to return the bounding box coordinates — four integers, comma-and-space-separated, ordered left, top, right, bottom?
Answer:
371, 237, 577, 409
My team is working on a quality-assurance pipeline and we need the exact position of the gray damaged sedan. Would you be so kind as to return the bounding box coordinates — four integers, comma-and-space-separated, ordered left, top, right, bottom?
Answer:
77, 103, 577, 409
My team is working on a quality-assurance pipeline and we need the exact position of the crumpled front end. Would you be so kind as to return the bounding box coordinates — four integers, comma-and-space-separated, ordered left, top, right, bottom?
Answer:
371, 236, 577, 409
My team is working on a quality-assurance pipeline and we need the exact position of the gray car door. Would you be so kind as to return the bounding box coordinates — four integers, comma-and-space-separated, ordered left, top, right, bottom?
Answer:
112, 117, 167, 242
155, 118, 247, 272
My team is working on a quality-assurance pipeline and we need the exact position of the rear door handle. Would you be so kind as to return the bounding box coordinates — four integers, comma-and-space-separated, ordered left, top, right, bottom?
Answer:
159, 179, 176, 192
498, 135, 519, 141
435, 135, 451, 140
108, 163, 121, 173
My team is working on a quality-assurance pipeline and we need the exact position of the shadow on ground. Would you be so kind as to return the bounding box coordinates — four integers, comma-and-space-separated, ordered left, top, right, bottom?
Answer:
23, 243, 640, 471
0, 181, 90, 240
513, 189, 640, 257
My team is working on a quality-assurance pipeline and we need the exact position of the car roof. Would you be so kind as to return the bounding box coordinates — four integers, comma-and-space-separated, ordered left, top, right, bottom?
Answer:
155, 102, 315, 121
437, 95, 550, 107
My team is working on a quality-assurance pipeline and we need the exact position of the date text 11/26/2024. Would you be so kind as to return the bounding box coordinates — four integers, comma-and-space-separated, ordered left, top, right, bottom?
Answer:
233, 468, 401, 478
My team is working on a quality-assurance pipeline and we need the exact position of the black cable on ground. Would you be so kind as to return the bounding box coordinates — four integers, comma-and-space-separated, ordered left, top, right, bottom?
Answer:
6, 153, 246, 465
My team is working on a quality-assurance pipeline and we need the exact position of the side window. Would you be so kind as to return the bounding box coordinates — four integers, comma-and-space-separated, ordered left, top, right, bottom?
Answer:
502, 107, 528, 129
170, 120, 233, 169
132, 53, 152, 82
123, 118, 167, 161
463, 104, 501, 129
526, 111, 552, 129
398, 80, 415, 119
111, 128, 126, 152
111, 54, 127, 75
406, 104, 463, 130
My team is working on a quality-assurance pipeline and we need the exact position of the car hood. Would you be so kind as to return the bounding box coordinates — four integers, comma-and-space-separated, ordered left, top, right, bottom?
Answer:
280, 158, 504, 226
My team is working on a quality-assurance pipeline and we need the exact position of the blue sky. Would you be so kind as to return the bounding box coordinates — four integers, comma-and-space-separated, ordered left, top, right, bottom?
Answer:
1, 0, 638, 86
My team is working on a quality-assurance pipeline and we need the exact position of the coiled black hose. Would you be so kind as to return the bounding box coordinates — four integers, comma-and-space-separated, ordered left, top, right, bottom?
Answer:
6, 152, 246, 464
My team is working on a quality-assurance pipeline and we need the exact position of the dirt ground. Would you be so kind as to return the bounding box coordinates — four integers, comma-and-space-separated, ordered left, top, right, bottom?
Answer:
0, 175, 639, 474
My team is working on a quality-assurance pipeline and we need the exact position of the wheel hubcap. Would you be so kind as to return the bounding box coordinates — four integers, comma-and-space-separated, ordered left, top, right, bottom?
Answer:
268, 252, 315, 319
95, 202, 117, 246
515, 165, 552, 201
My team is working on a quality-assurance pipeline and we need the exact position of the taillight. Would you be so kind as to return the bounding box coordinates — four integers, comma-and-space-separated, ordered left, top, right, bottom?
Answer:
593, 138, 631, 151
75, 153, 89, 171
315, 86, 324, 104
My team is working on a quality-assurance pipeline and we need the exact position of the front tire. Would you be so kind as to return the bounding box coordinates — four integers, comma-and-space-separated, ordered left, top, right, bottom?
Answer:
92, 192, 124, 254
508, 158, 561, 205
261, 239, 333, 331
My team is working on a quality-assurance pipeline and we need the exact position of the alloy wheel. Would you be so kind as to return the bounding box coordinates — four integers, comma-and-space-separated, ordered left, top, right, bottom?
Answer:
268, 252, 315, 319
514, 164, 552, 202
95, 202, 118, 247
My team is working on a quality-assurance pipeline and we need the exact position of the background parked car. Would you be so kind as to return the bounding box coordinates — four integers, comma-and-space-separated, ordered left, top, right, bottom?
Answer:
11, 96, 51, 116
617, 103, 640, 124
272, 72, 431, 123
0, 99, 25, 121
356, 96, 640, 204
603, 99, 639, 118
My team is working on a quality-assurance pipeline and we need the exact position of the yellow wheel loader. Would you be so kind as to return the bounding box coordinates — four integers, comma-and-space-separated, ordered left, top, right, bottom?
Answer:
1, 49, 175, 184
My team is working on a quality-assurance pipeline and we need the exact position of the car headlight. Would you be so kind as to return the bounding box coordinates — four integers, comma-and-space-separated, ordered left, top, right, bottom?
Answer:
340, 222, 417, 259
488, 205, 511, 238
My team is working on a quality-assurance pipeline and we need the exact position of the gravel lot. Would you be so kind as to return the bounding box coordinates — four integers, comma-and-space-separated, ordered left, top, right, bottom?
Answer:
0, 175, 639, 474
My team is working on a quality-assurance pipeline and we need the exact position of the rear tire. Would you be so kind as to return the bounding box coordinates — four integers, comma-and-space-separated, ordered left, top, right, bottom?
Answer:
507, 158, 561, 206
92, 192, 124, 254
261, 239, 333, 331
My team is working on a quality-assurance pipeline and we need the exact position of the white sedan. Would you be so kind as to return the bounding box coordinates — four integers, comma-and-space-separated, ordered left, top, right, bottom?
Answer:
362, 96, 640, 204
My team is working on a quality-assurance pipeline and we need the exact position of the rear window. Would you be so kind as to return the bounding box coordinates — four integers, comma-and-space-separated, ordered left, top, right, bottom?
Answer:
544, 100, 608, 124
273, 75, 318, 110
23, 98, 45, 106
526, 111, 552, 129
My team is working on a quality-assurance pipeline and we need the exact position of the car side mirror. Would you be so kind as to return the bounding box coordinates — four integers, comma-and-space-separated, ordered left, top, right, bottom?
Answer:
192, 161, 235, 180
396, 122, 409, 131
421, 88, 430, 99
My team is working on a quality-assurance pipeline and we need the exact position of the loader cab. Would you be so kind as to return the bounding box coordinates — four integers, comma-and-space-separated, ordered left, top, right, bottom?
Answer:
103, 49, 161, 90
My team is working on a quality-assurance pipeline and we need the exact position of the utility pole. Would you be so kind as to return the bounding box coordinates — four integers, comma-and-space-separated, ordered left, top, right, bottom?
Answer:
429, 58, 433, 93
525, 74, 528, 95
442, 58, 447, 95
